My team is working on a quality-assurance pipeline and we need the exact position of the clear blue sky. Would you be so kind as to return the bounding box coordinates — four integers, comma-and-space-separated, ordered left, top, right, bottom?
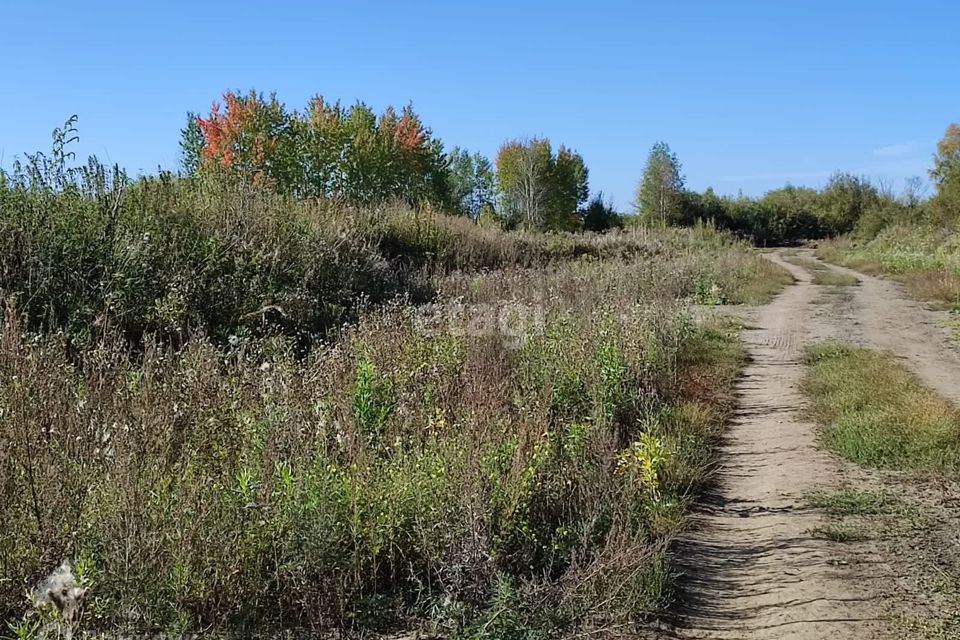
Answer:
2, 1, 958, 208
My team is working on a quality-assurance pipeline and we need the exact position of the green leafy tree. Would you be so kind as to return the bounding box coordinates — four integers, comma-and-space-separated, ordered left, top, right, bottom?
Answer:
817, 172, 880, 234
930, 123, 960, 221
931, 123, 960, 185
447, 147, 496, 219
302, 95, 349, 198
495, 138, 588, 230
759, 185, 822, 243
338, 102, 385, 203
551, 146, 589, 230
680, 187, 726, 227
188, 90, 452, 207
634, 142, 684, 226
496, 139, 551, 229
180, 112, 204, 176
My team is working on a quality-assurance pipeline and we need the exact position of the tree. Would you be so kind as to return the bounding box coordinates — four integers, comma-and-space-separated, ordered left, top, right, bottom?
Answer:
377, 103, 451, 207
495, 138, 588, 230
817, 172, 879, 235
187, 90, 452, 207
681, 187, 727, 228
581, 193, 621, 232
931, 123, 960, 185
901, 176, 928, 208
337, 101, 390, 203
930, 123, 960, 221
193, 90, 299, 190
301, 95, 348, 198
180, 112, 203, 176
447, 147, 496, 219
551, 146, 589, 230
634, 142, 684, 226
496, 139, 551, 229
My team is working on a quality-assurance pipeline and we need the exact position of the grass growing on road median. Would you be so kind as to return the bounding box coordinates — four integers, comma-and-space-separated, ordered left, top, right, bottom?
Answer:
782, 255, 822, 271
782, 255, 859, 287
811, 271, 859, 287
784, 254, 860, 287
803, 342, 960, 476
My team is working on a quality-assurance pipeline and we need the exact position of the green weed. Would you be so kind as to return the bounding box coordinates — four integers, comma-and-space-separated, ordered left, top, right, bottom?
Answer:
807, 489, 893, 516
810, 524, 869, 543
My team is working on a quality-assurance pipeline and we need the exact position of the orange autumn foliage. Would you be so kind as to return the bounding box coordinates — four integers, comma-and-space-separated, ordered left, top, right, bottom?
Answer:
195, 91, 289, 187
190, 89, 449, 205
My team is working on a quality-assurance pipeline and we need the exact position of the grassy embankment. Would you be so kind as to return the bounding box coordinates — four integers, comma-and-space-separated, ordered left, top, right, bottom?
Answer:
817, 224, 960, 309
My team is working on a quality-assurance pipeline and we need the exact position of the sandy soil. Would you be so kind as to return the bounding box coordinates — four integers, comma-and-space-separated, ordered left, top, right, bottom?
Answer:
654, 250, 960, 640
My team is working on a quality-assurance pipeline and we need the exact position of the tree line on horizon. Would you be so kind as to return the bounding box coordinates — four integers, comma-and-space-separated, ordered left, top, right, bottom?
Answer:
181, 89, 957, 243
181, 90, 611, 232
632, 127, 960, 244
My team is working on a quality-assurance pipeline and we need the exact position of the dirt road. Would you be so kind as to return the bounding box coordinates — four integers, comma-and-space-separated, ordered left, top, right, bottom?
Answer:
661, 249, 960, 640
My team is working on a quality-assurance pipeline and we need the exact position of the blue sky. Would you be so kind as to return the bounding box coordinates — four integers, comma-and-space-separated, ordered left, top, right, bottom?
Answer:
2, 1, 958, 208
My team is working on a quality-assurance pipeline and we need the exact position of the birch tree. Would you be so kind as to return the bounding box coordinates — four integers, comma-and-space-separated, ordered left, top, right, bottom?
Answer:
634, 142, 684, 226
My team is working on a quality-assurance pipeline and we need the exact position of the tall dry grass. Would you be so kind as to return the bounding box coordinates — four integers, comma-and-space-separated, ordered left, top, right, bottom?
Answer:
0, 160, 777, 354
1, 255, 743, 636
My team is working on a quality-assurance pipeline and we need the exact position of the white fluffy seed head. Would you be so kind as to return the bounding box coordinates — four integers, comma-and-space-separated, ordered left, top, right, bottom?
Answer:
30, 561, 88, 624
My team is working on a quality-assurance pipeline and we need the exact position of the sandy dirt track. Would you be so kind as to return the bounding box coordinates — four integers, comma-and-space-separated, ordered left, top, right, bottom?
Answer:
655, 250, 960, 640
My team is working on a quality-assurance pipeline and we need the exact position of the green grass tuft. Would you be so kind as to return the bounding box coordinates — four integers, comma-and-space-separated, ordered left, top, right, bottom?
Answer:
803, 342, 960, 476
807, 489, 893, 516
810, 523, 870, 543
812, 270, 860, 286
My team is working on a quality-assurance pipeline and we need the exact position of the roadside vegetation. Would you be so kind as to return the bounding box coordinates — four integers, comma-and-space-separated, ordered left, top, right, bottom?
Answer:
808, 489, 895, 516
0, 273, 744, 636
803, 342, 960, 476
815, 124, 960, 311
818, 228, 960, 309
803, 343, 960, 639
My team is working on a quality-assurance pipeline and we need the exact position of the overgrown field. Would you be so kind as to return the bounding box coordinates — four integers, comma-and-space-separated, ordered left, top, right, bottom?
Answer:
0, 163, 787, 636
0, 264, 743, 636
0, 156, 784, 352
